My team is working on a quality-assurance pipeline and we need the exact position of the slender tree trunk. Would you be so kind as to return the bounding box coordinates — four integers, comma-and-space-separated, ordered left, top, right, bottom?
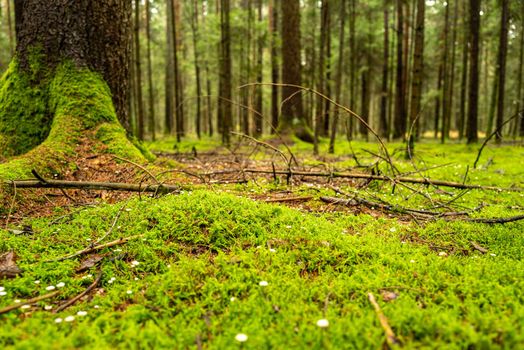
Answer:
458, 0, 468, 140
329, 0, 346, 154
446, 0, 458, 140
440, 1, 450, 143
348, 0, 357, 140
393, 0, 406, 139
134, 0, 145, 140
379, 6, 389, 139
6, 0, 13, 56
145, 0, 155, 141
190, 0, 202, 139
323, 3, 332, 137
269, 0, 279, 134
171, 0, 184, 142
409, 0, 425, 140
254, 0, 264, 136
514, 2, 524, 138
495, 0, 509, 143
165, 0, 175, 135
314, 0, 329, 154
466, 0, 480, 144
219, 0, 232, 146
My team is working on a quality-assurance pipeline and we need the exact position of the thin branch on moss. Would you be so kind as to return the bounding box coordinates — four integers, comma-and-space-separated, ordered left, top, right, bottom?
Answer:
367, 292, 400, 347
0, 291, 61, 315
53, 270, 102, 313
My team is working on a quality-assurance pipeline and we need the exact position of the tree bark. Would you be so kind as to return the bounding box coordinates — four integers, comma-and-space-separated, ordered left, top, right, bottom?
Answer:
409, 0, 424, 141
466, 0, 480, 144
495, 0, 509, 143
269, 0, 279, 134
190, 0, 202, 139
145, 0, 155, 141
14, 0, 131, 131
280, 0, 307, 138
254, 0, 264, 136
379, 6, 390, 139
393, 0, 406, 139
134, 0, 145, 140
458, 0, 468, 140
219, 0, 232, 146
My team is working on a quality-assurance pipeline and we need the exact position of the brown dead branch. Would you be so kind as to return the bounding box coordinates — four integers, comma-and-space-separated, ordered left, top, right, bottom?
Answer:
7, 179, 181, 193
368, 292, 400, 348
0, 291, 60, 315
53, 270, 102, 313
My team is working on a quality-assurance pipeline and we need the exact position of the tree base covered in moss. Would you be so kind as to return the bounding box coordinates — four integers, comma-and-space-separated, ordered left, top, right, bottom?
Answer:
0, 58, 146, 181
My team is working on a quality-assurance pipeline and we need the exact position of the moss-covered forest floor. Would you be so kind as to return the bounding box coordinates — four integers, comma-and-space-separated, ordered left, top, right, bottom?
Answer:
0, 137, 523, 349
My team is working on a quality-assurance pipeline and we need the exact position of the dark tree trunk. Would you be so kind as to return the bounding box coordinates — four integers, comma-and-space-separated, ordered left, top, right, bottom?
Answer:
495, 0, 509, 143
440, 1, 450, 143
393, 0, 406, 139
515, 2, 524, 138
145, 0, 155, 141
134, 0, 145, 140
14, 0, 132, 131
254, 0, 264, 136
466, 0, 480, 144
458, 0, 468, 140
280, 0, 305, 133
165, 0, 175, 134
219, 0, 232, 146
190, 0, 202, 139
171, 0, 184, 142
328, 0, 346, 154
314, 0, 329, 154
409, 0, 424, 140
379, 6, 390, 139
269, 0, 279, 134
348, 0, 357, 140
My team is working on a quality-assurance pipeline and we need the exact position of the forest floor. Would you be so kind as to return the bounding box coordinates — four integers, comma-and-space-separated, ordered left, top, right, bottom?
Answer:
0, 136, 523, 349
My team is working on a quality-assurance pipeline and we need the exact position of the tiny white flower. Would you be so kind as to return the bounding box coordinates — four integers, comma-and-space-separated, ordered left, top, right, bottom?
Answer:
401, 241, 406, 244
21, 304, 30, 309
259, 281, 268, 287
390, 227, 397, 233
77, 311, 88, 316
125, 208, 132, 212
126, 290, 133, 295
54, 318, 63, 323
114, 249, 122, 252
46, 285, 56, 291
235, 333, 248, 342
94, 305, 100, 309
438, 252, 448, 257
117, 226, 122, 229
0, 291, 6, 296
286, 225, 292, 229
14, 299, 21, 303
34, 280, 40, 284
44, 305, 53, 310
0, 286, 4, 292
131, 260, 140, 267
230, 297, 236, 302
134, 277, 139, 281
269, 248, 276, 253
86, 238, 92, 241
490, 253, 496, 257
316, 319, 329, 328
410, 259, 416, 263
56, 282, 65, 288
64, 316, 75, 322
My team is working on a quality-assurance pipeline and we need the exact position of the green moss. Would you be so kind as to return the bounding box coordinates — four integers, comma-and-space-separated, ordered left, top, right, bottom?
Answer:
0, 190, 522, 348
0, 58, 145, 182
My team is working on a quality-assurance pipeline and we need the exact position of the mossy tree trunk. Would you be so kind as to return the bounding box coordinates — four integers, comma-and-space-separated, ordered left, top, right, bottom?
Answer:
0, 0, 145, 180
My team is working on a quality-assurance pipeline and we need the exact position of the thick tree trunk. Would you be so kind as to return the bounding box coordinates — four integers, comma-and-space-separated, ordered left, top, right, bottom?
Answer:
14, 0, 131, 131
280, 0, 308, 139
134, 0, 145, 140
0, 0, 143, 181
190, 0, 202, 139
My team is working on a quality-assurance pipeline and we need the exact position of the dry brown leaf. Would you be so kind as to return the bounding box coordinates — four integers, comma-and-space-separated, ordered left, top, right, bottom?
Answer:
381, 290, 399, 302
75, 254, 106, 273
0, 251, 22, 279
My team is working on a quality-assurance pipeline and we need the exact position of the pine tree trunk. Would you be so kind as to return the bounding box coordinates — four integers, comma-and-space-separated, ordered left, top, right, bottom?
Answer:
409, 0, 424, 141
466, 0, 480, 144
134, 0, 145, 140
393, 0, 406, 139
495, 0, 509, 143
458, 0, 468, 140
165, 0, 175, 135
379, 6, 390, 139
254, 0, 264, 136
219, 0, 232, 146
269, 0, 279, 134
190, 0, 202, 139
145, 0, 155, 141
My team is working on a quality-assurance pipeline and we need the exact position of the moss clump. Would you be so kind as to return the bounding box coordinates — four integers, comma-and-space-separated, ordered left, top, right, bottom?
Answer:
0, 58, 145, 181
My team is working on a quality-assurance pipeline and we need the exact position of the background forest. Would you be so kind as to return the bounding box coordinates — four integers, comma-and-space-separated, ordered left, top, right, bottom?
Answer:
1, 0, 522, 146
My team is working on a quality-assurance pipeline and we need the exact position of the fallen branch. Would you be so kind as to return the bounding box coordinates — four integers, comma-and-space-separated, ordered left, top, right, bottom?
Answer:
7, 179, 181, 193
54, 271, 102, 313
367, 292, 400, 348
46, 234, 145, 262
264, 196, 314, 203
0, 291, 60, 315
463, 214, 524, 224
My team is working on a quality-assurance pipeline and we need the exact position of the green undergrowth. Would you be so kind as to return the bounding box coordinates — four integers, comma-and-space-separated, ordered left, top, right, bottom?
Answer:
0, 190, 522, 349
0, 58, 144, 181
